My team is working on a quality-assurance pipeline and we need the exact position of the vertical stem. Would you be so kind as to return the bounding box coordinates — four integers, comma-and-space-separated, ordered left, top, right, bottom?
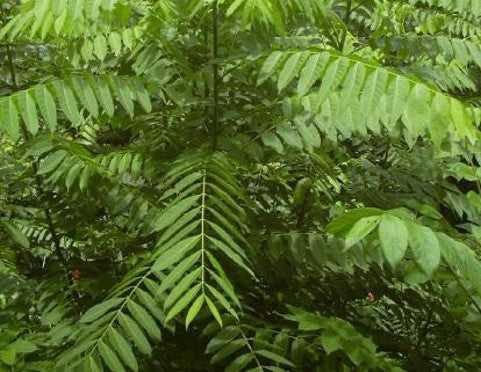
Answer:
212, 0, 219, 150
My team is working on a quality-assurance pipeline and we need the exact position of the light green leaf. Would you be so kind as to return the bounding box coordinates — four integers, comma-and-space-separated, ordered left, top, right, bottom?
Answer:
153, 235, 200, 272
255, 349, 294, 367
163, 268, 202, 310
379, 214, 408, 268
406, 222, 441, 275
158, 251, 201, 294
108, 328, 138, 371
18, 91, 39, 135
80, 297, 123, 323
258, 51, 285, 86
165, 283, 201, 322
99, 342, 126, 372
34, 85, 57, 131
38, 150, 68, 175
118, 313, 152, 355
127, 300, 161, 340
185, 295, 204, 329
94, 35, 108, 60
278, 52, 304, 92
345, 216, 381, 248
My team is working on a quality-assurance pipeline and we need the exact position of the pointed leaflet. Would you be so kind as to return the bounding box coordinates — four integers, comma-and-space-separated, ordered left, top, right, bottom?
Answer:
0, 98, 18, 141
163, 268, 202, 310
108, 77, 135, 117
255, 350, 294, 367
153, 236, 200, 272
7, 97, 20, 141
94, 35, 108, 60
339, 62, 366, 106
402, 84, 431, 139
278, 52, 305, 92
152, 195, 200, 232
378, 214, 408, 268
185, 295, 204, 329
405, 222, 441, 275
98, 342, 126, 372
108, 32, 122, 55
71, 77, 99, 117
53, 81, 82, 125
1, 220, 30, 248
38, 150, 68, 174
386, 76, 410, 128
359, 67, 388, 115
126, 300, 161, 340
451, 98, 476, 142
118, 313, 151, 355
95, 76, 115, 116
18, 91, 39, 135
208, 236, 254, 276
297, 52, 330, 96
344, 216, 381, 248
205, 296, 223, 327
165, 283, 202, 322
319, 56, 349, 98
80, 297, 123, 323
262, 132, 284, 154
108, 328, 138, 371
158, 251, 201, 293
34, 85, 57, 131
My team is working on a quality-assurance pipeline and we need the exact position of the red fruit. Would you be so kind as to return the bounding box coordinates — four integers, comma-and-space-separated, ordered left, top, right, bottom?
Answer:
72, 269, 82, 282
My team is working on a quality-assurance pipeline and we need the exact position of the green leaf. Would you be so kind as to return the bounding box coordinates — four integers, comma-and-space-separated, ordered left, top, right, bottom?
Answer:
165, 283, 201, 322
258, 51, 285, 86
127, 300, 161, 341
153, 235, 200, 272
297, 52, 329, 96
278, 52, 304, 92
406, 222, 441, 275
386, 76, 411, 127
163, 268, 202, 310
18, 90, 39, 135
54, 81, 82, 125
321, 331, 342, 354
262, 132, 284, 154
94, 35, 108, 60
108, 32, 122, 55
205, 296, 223, 327
345, 216, 381, 248
38, 150, 68, 175
158, 251, 201, 293
98, 342, 126, 372
0, 348, 16, 366
96, 77, 115, 116
34, 85, 57, 131
185, 295, 204, 329
108, 328, 138, 371
118, 313, 152, 355
327, 208, 384, 236
226, 353, 254, 372
379, 214, 408, 268
207, 236, 254, 276
226, 0, 246, 16
1, 220, 30, 248
80, 297, 123, 323
255, 349, 294, 367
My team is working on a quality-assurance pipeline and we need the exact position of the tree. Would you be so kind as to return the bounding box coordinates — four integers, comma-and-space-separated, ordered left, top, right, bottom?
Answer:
1, 0, 481, 370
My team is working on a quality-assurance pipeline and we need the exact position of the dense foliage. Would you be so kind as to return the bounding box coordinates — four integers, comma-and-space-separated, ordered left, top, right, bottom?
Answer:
2, 0, 481, 370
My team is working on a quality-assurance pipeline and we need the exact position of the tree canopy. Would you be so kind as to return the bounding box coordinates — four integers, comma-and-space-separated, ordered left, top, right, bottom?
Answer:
2, 0, 481, 370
